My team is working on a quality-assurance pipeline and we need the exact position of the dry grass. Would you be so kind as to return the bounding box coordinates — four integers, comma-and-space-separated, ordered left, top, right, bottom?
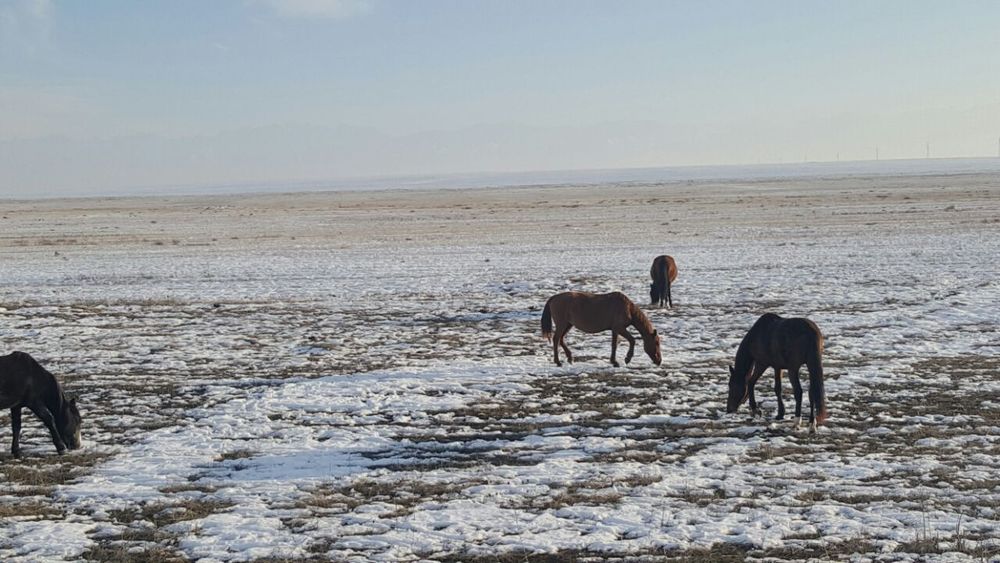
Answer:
433, 543, 751, 563
215, 449, 257, 462
108, 498, 234, 528
159, 483, 219, 495
549, 486, 624, 509
0, 451, 114, 495
80, 544, 188, 563
0, 500, 65, 519
758, 537, 877, 561
296, 477, 483, 518
81, 498, 234, 563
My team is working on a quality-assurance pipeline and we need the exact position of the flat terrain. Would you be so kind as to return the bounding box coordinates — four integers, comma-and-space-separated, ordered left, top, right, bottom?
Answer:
0, 173, 998, 562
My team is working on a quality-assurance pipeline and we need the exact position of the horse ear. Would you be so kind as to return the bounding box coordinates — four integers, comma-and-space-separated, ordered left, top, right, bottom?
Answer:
652, 330, 658, 336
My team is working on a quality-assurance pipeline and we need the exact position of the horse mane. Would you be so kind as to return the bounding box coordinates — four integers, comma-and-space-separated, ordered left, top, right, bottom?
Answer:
14, 351, 66, 412
733, 333, 754, 377
628, 301, 655, 338
733, 314, 778, 377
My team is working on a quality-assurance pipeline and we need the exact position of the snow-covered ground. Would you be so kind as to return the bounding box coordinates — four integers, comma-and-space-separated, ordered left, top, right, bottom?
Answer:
0, 173, 998, 561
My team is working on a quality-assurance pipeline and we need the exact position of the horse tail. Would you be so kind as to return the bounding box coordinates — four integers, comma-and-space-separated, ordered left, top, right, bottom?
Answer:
808, 336, 827, 424
665, 259, 673, 307
651, 256, 667, 305
541, 299, 553, 343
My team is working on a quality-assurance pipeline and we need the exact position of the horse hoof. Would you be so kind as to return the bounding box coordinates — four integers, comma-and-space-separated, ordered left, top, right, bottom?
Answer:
775, 414, 785, 421
611, 362, 619, 368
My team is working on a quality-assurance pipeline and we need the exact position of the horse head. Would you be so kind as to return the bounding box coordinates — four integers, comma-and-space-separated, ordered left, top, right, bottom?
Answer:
649, 283, 659, 305
643, 329, 662, 365
57, 397, 82, 450
726, 365, 751, 413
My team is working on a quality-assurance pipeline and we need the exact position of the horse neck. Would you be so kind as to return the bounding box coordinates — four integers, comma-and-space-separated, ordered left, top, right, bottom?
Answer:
629, 303, 655, 341
36, 366, 65, 415
733, 335, 754, 375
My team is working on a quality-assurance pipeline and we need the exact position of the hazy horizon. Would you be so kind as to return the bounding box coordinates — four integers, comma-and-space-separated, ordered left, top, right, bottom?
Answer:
3, 0, 999, 197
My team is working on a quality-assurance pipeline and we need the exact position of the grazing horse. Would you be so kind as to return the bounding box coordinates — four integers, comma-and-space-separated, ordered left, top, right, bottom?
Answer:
726, 313, 827, 430
0, 351, 82, 457
649, 255, 678, 308
541, 291, 662, 367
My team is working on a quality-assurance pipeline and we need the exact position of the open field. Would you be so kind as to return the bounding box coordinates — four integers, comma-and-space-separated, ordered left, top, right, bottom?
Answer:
1, 172, 998, 562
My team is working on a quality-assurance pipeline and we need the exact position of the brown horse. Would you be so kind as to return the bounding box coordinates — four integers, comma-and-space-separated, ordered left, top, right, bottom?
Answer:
541, 291, 662, 367
0, 351, 82, 457
650, 255, 677, 308
726, 313, 827, 430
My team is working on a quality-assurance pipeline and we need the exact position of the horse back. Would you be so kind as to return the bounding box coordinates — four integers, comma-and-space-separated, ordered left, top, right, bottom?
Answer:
0, 351, 53, 409
755, 315, 823, 367
548, 291, 632, 332
651, 255, 677, 283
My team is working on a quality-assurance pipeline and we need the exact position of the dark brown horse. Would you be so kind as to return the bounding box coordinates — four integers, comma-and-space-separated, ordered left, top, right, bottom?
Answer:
0, 351, 82, 457
726, 313, 827, 430
541, 291, 662, 367
650, 255, 677, 308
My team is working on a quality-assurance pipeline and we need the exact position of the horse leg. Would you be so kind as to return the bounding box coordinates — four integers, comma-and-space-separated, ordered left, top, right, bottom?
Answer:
773, 368, 785, 420
807, 372, 818, 433
10, 407, 22, 458
559, 325, 573, 365
621, 329, 636, 364
552, 326, 562, 366
789, 366, 803, 426
28, 404, 67, 454
748, 363, 767, 417
610, 332, 619, 367
553, 324, 570, 366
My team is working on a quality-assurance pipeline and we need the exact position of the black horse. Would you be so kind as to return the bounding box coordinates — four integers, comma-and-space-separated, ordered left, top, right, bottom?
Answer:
649, 255, 677, 308
0, 351, 82, 457
726, 313, 827, 430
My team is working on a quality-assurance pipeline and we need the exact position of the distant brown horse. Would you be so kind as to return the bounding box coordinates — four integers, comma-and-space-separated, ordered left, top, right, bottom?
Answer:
726, 313, 827, 430
541, 291, 662, 367
650, 255, 677, 308
0, 352, 82, 457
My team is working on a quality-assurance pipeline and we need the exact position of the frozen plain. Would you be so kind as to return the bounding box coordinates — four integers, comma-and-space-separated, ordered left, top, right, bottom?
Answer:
0, 171, 998, 562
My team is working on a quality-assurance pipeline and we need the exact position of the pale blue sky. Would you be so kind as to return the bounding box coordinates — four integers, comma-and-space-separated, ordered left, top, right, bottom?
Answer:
2, 0, 999, 195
